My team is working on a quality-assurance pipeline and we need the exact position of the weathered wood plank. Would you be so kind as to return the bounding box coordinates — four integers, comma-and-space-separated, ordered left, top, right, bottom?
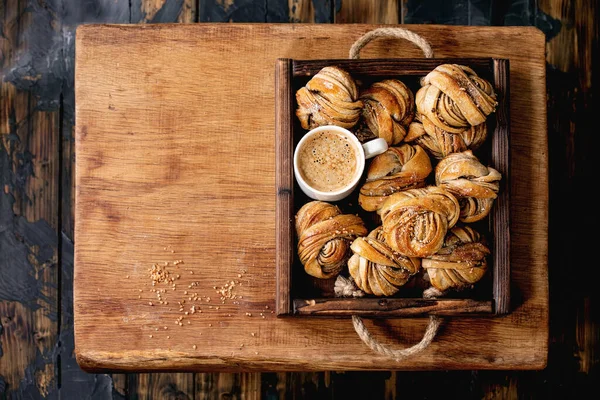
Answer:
491, 58, 511, 315
275, 58, 293, 317
539, 0, 599, 390
286, 372, 332, 399
131, 0, 197, 23
200, 0, 267, 22
195, 372, 261, 400
293, 298, 494, 317
0, 0, 60, 397
0, 302, 53, 396
384, 371, 396, 400
111, 373, 128, 398
335, 0, 400, 23
130, 373, 194, 399
278, 0, 333, 23
291, 58, 494, 76
478, 371, 519, 399
240, 372, 262, 399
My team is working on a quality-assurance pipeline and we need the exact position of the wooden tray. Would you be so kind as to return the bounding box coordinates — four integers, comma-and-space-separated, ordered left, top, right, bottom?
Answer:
275, 58, 510, 318
74, 23, 548, 371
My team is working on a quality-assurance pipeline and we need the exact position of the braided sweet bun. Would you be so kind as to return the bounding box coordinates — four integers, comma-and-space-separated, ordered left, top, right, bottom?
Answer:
405, 115, 487, 160
378, 186, 460, 257
422, 225, 490, 291
359, 79, 415, 145
416, 64, 497, 134
295, 201, 368, 279
435, 150, 502, 223
358, 144, 432, 212
348, 226, 420, 296
295, 66, 363, 130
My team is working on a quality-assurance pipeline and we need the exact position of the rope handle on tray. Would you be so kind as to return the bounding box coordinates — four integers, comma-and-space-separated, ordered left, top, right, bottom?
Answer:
335, 276, 443, 362
343, 27, 438, 361
349, 27, 434, 59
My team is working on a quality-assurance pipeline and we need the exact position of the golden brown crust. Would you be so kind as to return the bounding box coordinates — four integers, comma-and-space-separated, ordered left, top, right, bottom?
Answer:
295, 66, 363, 130
377, 186, 460, 257
295, 201, 368, 279
405, 114, 487, 160
435, 150, 502, 223
358, 144, 432, 212
416, 64, 497, 134
422, 225, 490, 291
359, 79, 415, 145
348, 227, 420, 296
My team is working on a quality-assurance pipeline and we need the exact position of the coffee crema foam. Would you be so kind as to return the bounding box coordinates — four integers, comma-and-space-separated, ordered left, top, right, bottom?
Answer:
297, 130, 359, 192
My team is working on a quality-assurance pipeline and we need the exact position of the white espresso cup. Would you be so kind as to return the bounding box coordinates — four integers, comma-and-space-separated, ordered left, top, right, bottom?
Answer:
294, 125, 388, 202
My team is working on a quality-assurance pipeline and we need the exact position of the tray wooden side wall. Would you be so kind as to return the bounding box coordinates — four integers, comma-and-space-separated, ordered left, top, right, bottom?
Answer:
276, 58, 510, 318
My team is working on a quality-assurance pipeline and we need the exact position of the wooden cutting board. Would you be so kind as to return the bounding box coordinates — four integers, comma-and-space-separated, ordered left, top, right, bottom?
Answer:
74, 23, 548, 372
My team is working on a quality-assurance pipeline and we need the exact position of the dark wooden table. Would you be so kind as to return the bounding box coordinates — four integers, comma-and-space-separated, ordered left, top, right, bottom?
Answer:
0, 0, 597, 398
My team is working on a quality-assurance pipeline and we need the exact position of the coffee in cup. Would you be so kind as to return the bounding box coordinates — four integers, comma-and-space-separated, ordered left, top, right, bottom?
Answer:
294, 125, 388, 201
296, 129, 359, 192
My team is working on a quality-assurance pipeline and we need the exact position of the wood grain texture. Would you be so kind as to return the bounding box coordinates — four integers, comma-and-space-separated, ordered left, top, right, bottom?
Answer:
285, 0, 332, 23
293, 298, 493, 317
275, 58, 294, 316
74, 23, 548, 371
122, 1, 202, 397
491, 58, 511, 315
539, 0, 599, 383
291, 57, 494, 76
0, 0, 60, 396
132, 0, 197, 23
335, 0, 401, 24
111, 373, 128, 397
129, 372, 194, 399
194, 372, 260, 400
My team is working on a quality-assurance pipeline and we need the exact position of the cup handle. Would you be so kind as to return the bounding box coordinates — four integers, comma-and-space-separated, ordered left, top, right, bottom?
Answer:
362, 138, 388, 159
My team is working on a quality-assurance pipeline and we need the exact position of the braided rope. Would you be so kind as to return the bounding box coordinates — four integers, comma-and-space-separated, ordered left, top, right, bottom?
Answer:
335, 276, 443, 361
349, 27, 434, 59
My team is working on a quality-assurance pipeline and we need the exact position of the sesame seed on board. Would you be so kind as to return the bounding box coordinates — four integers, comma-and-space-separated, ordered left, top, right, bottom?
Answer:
141, 253, 262, 352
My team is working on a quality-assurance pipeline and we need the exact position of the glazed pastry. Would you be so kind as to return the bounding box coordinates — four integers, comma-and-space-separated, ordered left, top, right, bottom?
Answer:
358, 144, 432, 212
405, 115, 487, 160
295, 66, 363, 130
359, 79, 415, 145
378, 186, 460, 257
295, 201, 367, 279
435, 150, 501, 223
422, 225, 490, 291
348, 227, 420, 296
416, 64, 497, 134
